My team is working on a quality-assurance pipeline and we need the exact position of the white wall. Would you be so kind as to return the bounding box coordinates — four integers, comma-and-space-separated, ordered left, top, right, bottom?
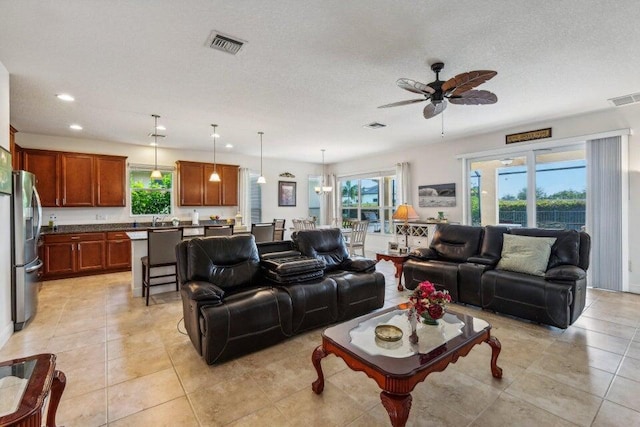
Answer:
17, 133, 323, 239
333, 105, 640, 291
0, 62, 13, 348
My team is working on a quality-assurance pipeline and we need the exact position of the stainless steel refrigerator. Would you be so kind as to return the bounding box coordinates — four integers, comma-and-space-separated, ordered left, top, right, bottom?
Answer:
11, 170, 43, 331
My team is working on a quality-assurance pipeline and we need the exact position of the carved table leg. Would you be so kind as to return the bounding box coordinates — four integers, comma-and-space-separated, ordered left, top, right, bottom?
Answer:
46, 370, 67, 427
486, 336, 503, 379
396, 262, 405, 291
380, 391, 412, 427
311, 345, 327, 394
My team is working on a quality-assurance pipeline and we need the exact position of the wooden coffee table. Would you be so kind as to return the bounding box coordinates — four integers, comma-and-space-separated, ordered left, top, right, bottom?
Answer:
312, 304, 502, 427
376, 252, 410, 291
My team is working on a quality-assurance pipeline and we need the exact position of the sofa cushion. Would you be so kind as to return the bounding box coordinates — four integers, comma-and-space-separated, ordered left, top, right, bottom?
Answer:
496, 234, 556, 276
430, 224, 484, 262
340, 258, 377, 273
294, 229, 350, 271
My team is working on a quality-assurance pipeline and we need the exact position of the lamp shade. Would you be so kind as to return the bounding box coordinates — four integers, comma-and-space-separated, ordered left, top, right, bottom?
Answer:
392, 204, 419, 222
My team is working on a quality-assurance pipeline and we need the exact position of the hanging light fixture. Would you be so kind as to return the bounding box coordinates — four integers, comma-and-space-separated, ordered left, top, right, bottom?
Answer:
150, 114, 162, 179
314, 149, 333, 194
209, 124, 221, 182
257, 131, 266, 184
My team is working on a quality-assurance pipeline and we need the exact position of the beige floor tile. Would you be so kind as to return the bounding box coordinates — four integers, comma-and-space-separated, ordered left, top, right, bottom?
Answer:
173, 355, 249, 394
572, 315, 638, 339
617, 356, 640, 383
542, 340, 623, 374
57, 388, 107, 427
226, 405, 291, 427
470, 392, 578, 427
505, 371, 602, 426
107, 346, 173, 385
626, 340, 640, 360
188, 373, 271, 426
54, 342, 106, 373
557, 326, 631, 355
527, 351, 614, 397
108, 396, 198, 427
275, 382, 364, 426
107, 367, 184, 422
46, 327, 106, 353
592, 400, 640, 426
61, 359, 106, 399
327, 365, 382, 410
447, 342, 525, 390
605, 375, 640, 412
106, 330, 163, 360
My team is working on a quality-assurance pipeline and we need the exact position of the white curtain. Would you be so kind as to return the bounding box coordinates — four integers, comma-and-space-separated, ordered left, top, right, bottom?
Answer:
586, 136, 628, 291
396, 162, 411, 205
238, 167, 251, 228
323, 173, 339, 225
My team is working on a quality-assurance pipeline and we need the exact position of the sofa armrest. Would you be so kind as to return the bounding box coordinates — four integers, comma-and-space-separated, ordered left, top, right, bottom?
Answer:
467, 256, 499, 266
182, 280, 225, 303
340, 258, 378, 273
409, 247, 437, 261
545, 265, 586, 281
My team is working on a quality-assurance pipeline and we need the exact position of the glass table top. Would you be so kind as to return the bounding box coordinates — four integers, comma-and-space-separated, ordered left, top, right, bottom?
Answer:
0, 359, 36, 417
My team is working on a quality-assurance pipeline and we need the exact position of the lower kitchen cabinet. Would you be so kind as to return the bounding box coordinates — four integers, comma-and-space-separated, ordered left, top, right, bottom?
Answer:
42, 231, 130, 280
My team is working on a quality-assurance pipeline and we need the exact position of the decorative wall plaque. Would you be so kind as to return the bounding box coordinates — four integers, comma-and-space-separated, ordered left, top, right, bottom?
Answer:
506, 128, 552, 144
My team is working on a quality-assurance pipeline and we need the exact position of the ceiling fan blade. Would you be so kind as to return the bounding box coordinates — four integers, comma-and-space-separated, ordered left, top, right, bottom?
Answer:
442, 70, 497, 95
378, 98, 428, 108
423, 100, 447, 119
448, 90, 498, 105
397, 78, 436, 95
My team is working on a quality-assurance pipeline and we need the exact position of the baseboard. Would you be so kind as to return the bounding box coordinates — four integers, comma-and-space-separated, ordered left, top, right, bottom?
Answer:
0, 321, 14, 350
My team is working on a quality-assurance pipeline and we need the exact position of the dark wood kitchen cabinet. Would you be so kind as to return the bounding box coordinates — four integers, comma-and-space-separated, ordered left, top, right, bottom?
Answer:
106, 231, 131, 270
22, 148, 126, 207
177, 160, 238, 207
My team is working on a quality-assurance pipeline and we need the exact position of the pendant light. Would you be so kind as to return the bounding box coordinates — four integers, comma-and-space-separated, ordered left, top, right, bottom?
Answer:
150, 114, 162, 179
314, 149, 332, 194
209, 124, 221, 182
257, 131, 266, 184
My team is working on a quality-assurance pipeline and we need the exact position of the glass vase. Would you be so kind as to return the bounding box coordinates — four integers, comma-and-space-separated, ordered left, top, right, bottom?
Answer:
408, 307, 418, 344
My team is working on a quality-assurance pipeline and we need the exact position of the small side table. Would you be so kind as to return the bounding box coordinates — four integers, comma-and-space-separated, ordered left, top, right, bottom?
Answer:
0, 353, 66, 427
376, 252, 410, 291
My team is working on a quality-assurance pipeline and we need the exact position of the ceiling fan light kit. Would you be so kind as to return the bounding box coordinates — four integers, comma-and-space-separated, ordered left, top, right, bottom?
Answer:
379, 62, 498, 120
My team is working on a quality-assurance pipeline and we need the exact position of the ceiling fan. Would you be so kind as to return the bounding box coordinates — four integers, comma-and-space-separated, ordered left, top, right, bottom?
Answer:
378, 62, 498, 119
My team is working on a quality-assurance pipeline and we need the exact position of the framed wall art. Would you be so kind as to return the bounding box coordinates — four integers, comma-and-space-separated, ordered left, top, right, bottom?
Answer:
278, 181, 297, 207
418, 182, 456, 207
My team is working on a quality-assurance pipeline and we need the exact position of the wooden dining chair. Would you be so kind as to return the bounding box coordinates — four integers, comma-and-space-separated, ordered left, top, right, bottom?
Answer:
205, 225, 234, 236
141, 228, 183, 306
346, 220, 369, 257
251, 222, 276, 243
273, 219, 286, 240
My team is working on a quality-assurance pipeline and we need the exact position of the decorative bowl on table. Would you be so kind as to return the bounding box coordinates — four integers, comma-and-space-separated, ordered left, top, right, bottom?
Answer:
374, 324, 403, 342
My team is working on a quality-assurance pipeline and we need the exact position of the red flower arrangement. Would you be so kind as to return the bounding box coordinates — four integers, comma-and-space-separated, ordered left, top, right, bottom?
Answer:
408, 281, 451, 323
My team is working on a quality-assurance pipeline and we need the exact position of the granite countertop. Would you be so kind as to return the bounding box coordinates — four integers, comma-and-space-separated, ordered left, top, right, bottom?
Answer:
41, 219, 235, 235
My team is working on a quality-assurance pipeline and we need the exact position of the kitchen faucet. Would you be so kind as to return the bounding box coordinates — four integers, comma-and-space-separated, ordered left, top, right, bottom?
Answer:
151, 216, 165, 227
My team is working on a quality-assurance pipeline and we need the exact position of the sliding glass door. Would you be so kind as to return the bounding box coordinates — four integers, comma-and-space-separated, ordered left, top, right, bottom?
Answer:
467, 145, 585, 230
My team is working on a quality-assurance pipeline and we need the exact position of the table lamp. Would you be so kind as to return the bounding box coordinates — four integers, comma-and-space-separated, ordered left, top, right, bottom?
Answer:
392, 204, 419, 248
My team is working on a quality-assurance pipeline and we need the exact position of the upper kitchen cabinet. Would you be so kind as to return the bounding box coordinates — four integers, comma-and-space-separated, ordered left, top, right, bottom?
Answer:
22, 148, 127, 207
177, 160, 238, 207
95, 155, 126, 206
9, 126, 22, 170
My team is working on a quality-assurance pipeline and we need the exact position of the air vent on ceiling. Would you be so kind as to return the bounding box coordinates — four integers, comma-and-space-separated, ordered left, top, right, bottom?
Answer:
207, 31, 246, 55
609, 92, 640, 107
148, 133, 166, 138
363, 122, 387, 129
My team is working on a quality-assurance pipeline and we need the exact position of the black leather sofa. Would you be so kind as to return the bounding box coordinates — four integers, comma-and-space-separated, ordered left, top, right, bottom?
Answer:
177, 229, 385, 364
403, 224, 591, 328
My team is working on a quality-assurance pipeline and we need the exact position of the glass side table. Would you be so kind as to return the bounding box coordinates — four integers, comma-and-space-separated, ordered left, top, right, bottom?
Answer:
0, 353, 66, 427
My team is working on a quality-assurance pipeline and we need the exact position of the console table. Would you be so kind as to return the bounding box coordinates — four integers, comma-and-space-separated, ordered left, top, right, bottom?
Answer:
0, 353, 66, 427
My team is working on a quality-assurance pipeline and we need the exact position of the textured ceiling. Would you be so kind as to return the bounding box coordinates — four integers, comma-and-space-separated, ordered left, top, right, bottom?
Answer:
1, 0, 639, 163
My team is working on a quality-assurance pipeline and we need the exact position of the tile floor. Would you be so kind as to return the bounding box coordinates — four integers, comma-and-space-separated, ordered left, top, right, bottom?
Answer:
2, 259, 640, 426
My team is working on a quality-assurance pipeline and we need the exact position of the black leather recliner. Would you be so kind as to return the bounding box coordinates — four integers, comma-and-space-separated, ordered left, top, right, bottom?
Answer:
402, 224, 484, 301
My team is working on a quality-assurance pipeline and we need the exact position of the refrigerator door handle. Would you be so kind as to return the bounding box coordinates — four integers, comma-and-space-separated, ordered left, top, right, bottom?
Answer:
33, 184, 43, 240
25, 259, 43, 273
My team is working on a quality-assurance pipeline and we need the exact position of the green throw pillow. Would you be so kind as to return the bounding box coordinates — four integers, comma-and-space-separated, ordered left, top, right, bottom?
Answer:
496, 234, 557, 276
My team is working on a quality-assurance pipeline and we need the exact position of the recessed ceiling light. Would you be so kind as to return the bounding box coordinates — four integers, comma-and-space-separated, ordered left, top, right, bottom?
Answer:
225, 143, 233, 148
156, 125, 166, 131
211, 133, 220, 138
56, 93, 75, 102
69, 124, 83, 130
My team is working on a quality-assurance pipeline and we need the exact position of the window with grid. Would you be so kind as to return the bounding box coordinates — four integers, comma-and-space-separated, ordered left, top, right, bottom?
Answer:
340, 172, 396, 233
129, 168, 173, 216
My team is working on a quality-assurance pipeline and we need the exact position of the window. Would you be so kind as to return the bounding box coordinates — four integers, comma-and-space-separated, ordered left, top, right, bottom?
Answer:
250, 171, 262, 224
308, 176, 321, 223
129, 168, 173, 216
339, 173, 396, 233
466, 146, 586, 230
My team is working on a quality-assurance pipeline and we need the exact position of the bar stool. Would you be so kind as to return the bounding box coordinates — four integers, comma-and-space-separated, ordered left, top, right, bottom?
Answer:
251, 222, 275, 243
141, 228, 183, 305
273, 219, 286, 240
205, 225, 234, 236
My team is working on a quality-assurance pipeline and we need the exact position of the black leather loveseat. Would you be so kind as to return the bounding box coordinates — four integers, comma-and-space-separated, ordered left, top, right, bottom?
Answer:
177, 229, 385, 364
403, 224, 590, 328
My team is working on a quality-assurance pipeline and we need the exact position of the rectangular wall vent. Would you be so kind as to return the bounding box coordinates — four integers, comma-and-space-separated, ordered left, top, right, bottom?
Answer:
609, 92, 640, 107
207, 31, 246, 55
363, 122, 387, 129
